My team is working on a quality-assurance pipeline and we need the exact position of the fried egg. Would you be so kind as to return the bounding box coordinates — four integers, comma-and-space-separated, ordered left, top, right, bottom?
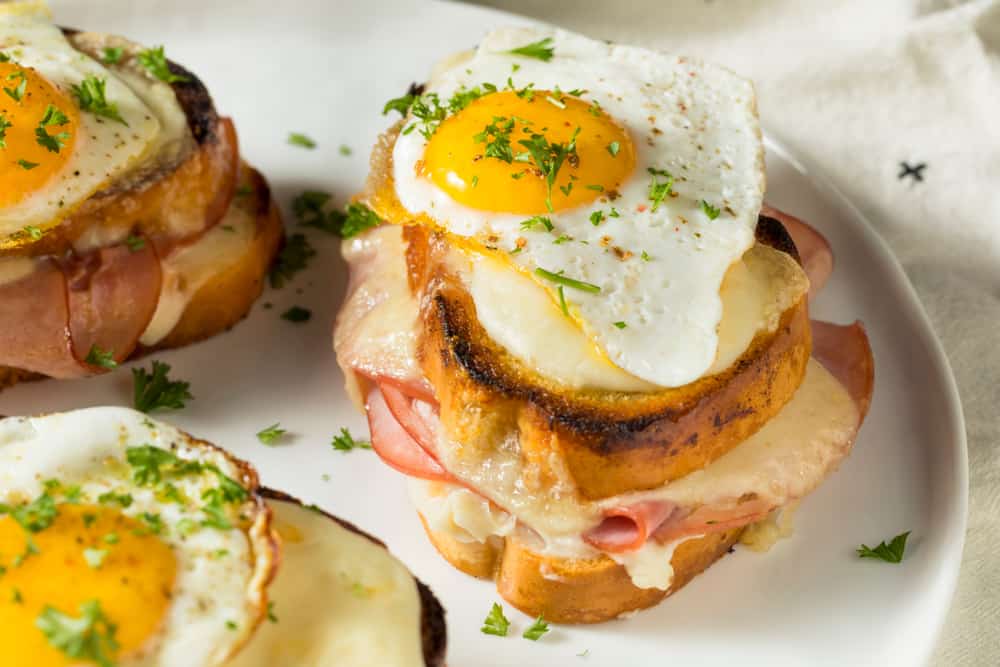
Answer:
387, 27, 765, 387
0, 7, 163, 241
0, 407, 276, 666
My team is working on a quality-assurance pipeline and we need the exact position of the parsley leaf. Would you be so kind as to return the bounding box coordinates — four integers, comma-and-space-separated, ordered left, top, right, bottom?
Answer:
557, 285, 569, 316
0, 493, 58, 533
606, 141, 621, 157
71, 76, 127, 125
613, 321, 627, 329
23, 224, 42, 240
132, 361, 192, 413
269, 233, 315, 288
35, 105, 71, 153
97, 491, 132, 508
124, 234, 146, 252
36, 600, 119, 667
522, 614, 550, 640
17, 159, 38, 170
475, 115, 515, 163
331, 203, 381, 238
589, 210, 605, 226
281, 306, 312, 323
331, 427, 371, 452
137, 46, 189, 83
338, 144, 351, 156
0, 113, 10, 148
857, 531, 910, 563
506, 37, 555, 62
267, 601, 278, 623
382, 93, 416, 117
292, 190, 331, 226
84, 344, 118, 370
700, 199, 721, 220
519, 215, 554, 232
4, 69, 26, 102
535, 267, 601, 294
287, 132, 316, 149
256, 423, 287, 445
101, 47, 123, 65
516, 127, 580, 211
481, 602, 510, 636
647, 167, 674, 212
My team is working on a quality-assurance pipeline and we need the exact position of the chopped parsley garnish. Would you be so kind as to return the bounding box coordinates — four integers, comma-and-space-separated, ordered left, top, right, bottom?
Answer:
18, 159, 38, 170
0, 113, 10, 148
552, 234, 572, 244
137, 46, 189, 83
609, 207, 620, 218
101, 47, 123, 65
522, 614, 550, 640
606, 141, 621, 157
132, 360, 192, 413
84, 344, 117, 370
588, 99, 602, 117
557, 285, 569, 316
0, 493, 58, 537
287, 132, 317, 149
23, 224, 42, 240
331, 427, 371, 452
857, 531, 910, 563
292, 189, 331, 226
281, 306, 312, 323
338, 144, 352, 156
267, 601, 279, 623
382, 92, 417, 116
585, 184, 604, 192
35, 104, 71, 153
124, 234, 146, 252
103, 533, 119, 544
613, 321, 627, 329
4, 69, 26, 102
475, 115, 515, 163
97, 491, 133, 508
256, 423, 287, 445
589, 210, 605, 226
82, 548, 108, 569
641, 250, 651, 261
12, 588, 22, 603
520, 215, 554, 232
225, 620, 238, 631
506, 37, 555, 62
71, 76, 126, 125
647, 167, 673, 212
480, 602, 510, 637
700, 199, 721, 220
333, 203, 381, 238
516, 127, 580, 211
385, 85, 492, 139
37, 600, 119, 667
0, 52, 9, 63
269, 233, 315, 288
535, 267, 601, 294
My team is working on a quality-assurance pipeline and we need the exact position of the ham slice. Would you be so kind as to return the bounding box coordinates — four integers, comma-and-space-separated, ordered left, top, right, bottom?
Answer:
64, 240, 162, 368
0, 239, 162, 378
365, 387, 454, 483
583, 319, 874, 553
762, 204, 833, 299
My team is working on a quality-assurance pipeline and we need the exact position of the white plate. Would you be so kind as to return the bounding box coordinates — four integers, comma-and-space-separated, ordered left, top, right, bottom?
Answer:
7, 1, 967, 665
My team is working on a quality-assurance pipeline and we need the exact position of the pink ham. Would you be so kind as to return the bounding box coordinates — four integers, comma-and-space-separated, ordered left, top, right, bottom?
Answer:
365, 386, 455, 482
64, 240, 162, 368
0, 239, 162, 378
581, 319, 874, 554
761, 204, 833, 299
380, 381, 439, 457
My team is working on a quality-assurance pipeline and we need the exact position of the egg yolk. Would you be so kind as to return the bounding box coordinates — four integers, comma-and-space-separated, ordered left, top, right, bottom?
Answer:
421, 90, 635, 214
0, 62, 79, 209
0, 504, 177, 666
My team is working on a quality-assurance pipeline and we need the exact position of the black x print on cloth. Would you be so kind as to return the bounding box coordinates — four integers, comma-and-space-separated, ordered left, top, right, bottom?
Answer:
898, 161, 927, 182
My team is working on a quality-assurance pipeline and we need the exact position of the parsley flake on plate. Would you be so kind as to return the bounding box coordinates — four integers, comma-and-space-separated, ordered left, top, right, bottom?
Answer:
269, 233, 315, 288
256, 423, 287, 445
480, 602, 510, 637
132, 361, 192, 413
522, 614, 550, 641
287, 132, 317, 149
330, 427, 371, 452
857, 531, 910, 563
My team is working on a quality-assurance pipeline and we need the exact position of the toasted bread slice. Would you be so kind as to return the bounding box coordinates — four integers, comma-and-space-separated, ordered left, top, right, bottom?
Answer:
0, 165, 282, 391
420, 512, 739, 624
405, 215, 810, 499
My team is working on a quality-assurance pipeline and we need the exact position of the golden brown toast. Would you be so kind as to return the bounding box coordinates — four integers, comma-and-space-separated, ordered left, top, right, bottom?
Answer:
0, 166, 283, 391
405, 215, 811, 500
420, 513, 740, 624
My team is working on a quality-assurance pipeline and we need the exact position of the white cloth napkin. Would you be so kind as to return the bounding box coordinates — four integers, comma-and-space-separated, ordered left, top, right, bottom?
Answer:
467, 1, 998, 663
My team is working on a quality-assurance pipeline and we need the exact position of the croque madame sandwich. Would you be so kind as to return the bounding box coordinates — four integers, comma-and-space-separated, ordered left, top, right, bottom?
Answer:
0, 407, 447, 666
0, 3, 282, 390
334, 27, 875, 623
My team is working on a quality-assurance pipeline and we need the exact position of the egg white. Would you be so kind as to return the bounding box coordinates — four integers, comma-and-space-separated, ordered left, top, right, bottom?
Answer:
0, 11, 163, 236
391, 27, 765, 387
0, 407, 273, 667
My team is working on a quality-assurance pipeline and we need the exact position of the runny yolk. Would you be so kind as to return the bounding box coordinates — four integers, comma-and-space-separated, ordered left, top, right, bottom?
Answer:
0, 504, 177, 666
0, 62, 79, 209
421, 90, 635, 214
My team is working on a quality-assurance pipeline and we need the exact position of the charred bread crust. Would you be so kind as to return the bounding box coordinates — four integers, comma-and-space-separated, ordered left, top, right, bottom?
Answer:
260, 489, 448, 667
412, 216, 812, 499
419, 513, 740, 624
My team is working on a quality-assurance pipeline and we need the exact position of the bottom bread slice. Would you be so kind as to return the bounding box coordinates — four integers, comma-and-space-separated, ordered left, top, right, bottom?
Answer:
420, 512, 740, 624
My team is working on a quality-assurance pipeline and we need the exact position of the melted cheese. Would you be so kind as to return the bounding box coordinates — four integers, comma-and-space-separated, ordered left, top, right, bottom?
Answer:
467, 242, 807, 391
139, 203, 257, 346
230, 499, 424, 667
0, 256, 36, 286
411, 360, 858, 590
